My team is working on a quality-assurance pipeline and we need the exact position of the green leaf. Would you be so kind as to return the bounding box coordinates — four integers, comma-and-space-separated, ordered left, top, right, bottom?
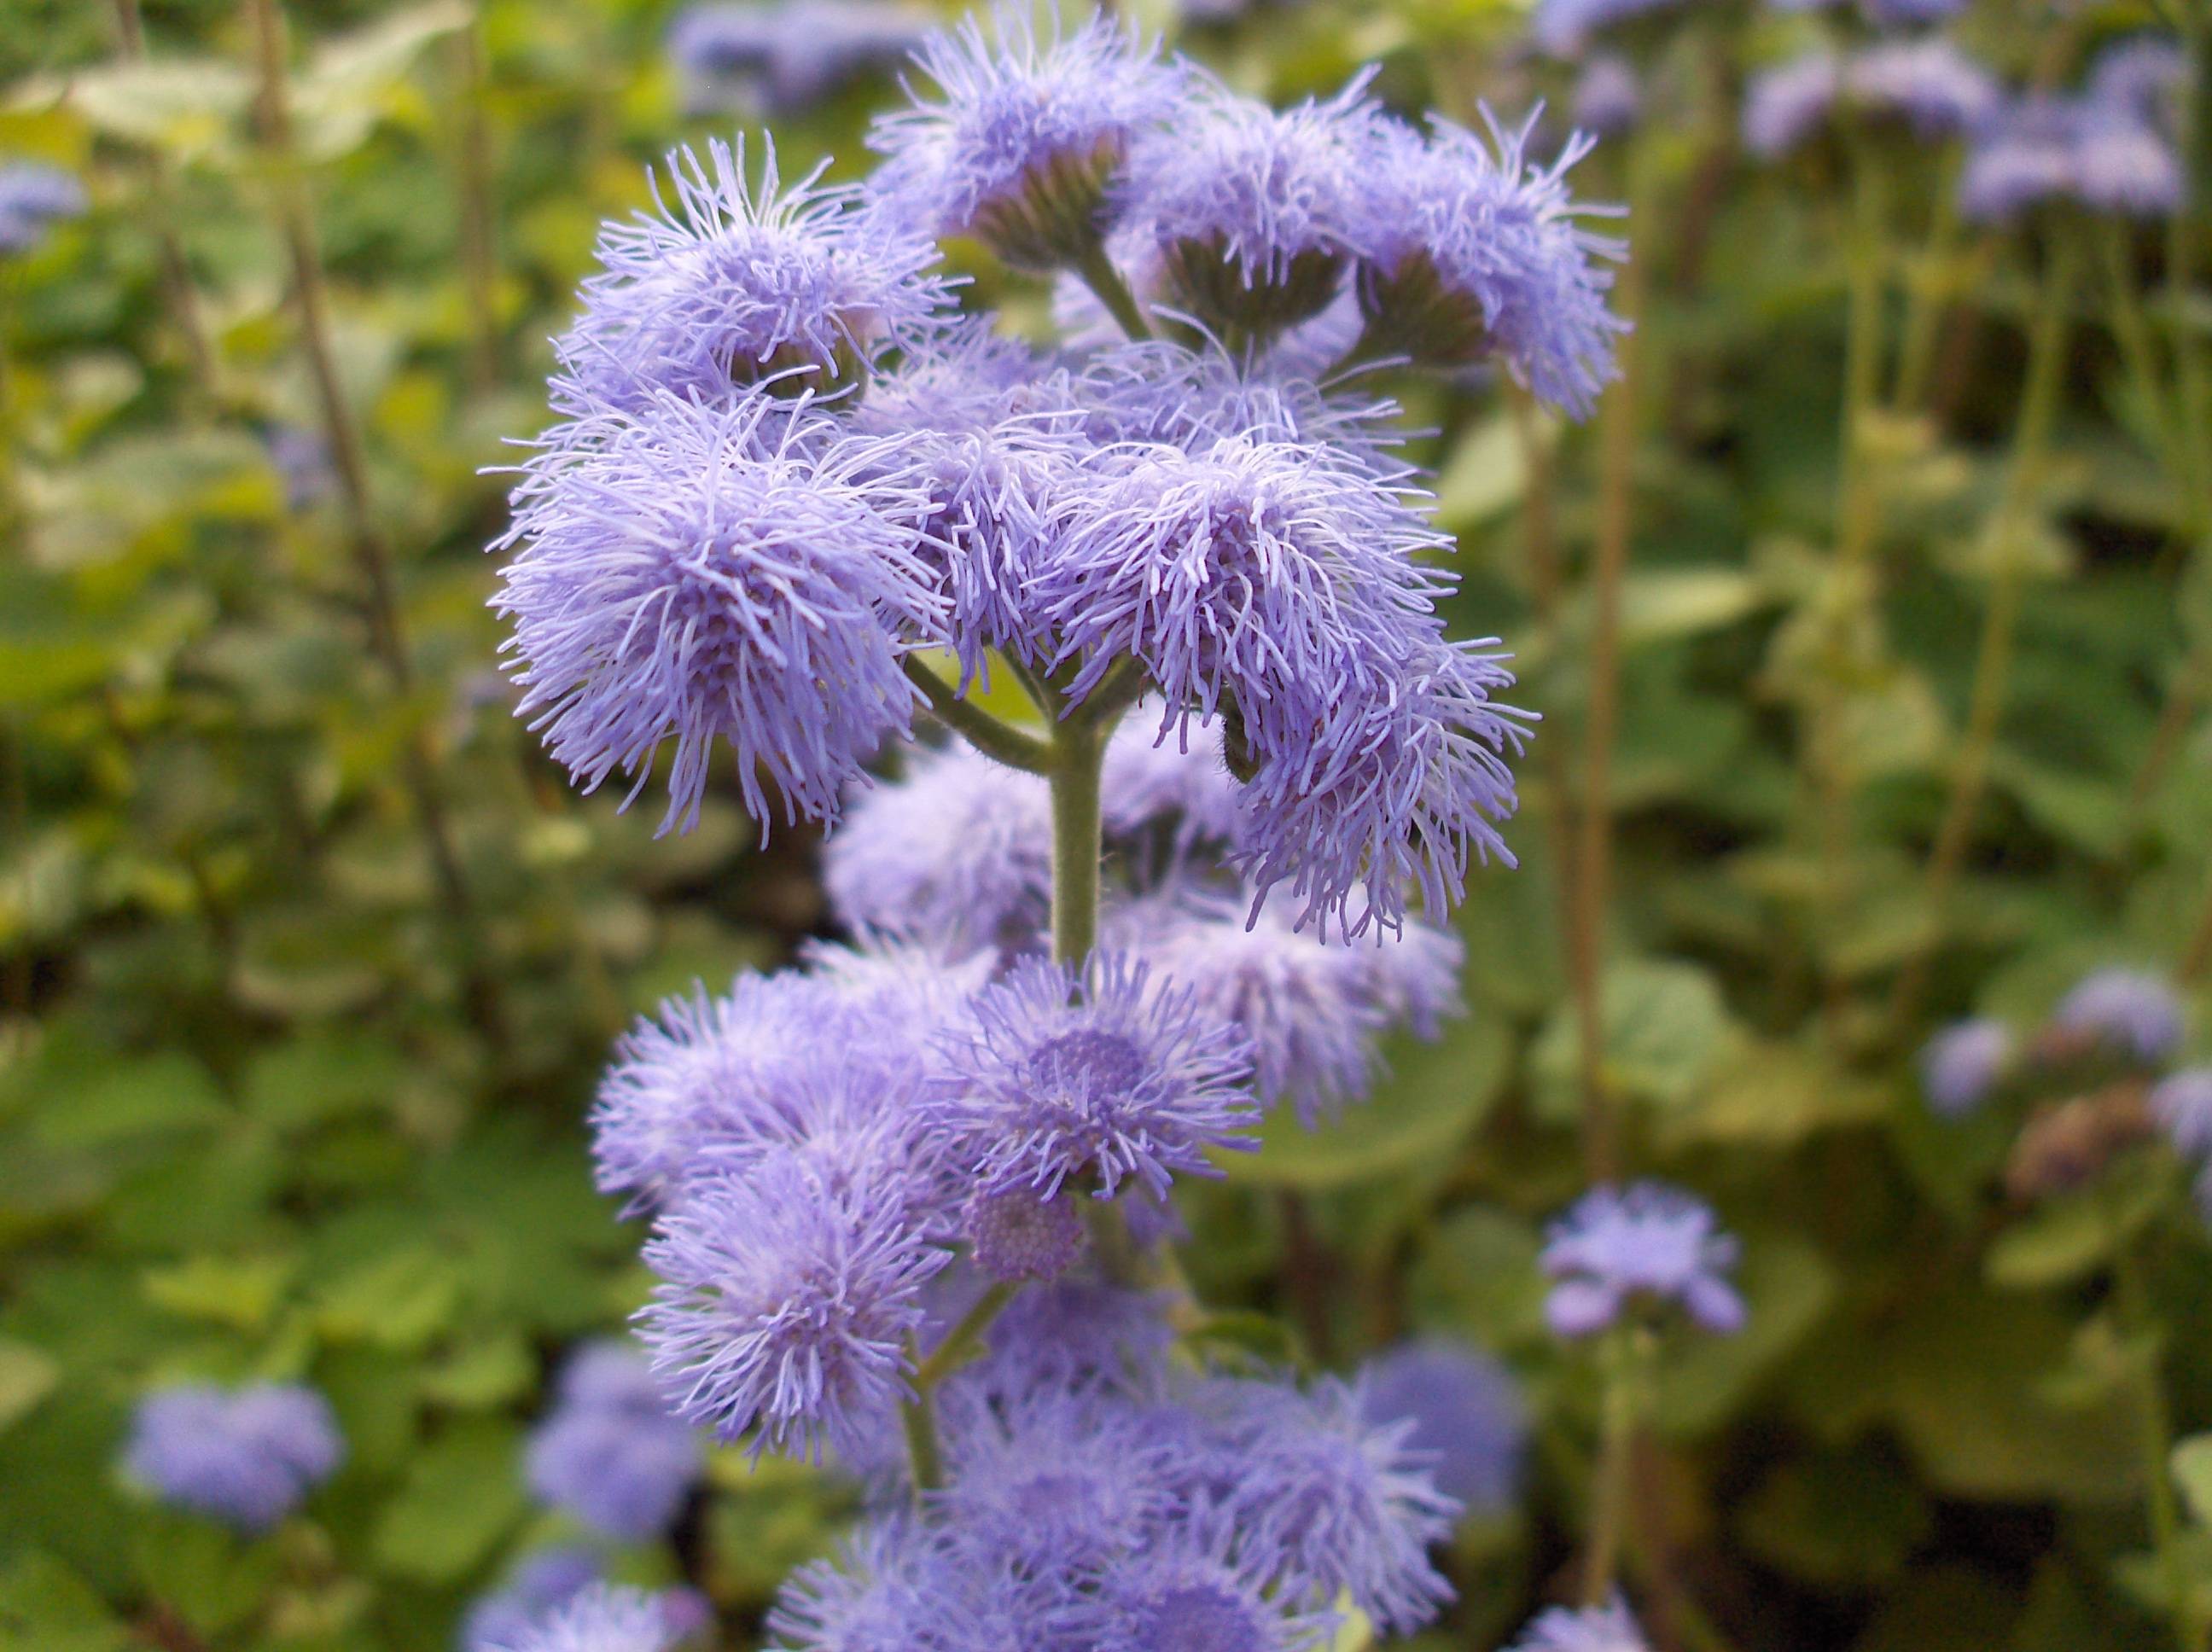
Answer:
2173, 1434, 2212, 1529
371, 1419, 526, 1584
1432, 414, 1524, 528
312, 1245, 463, 1351
26, 60, 254, 160
291, 2, 474, 162
1985, 1172, 2166, 1290
1654, 1234, 1837, 1435
0, 1551, 129, 1652
1530, 958, 1734, 1126
418, 1332, 534, 1410
1619, 568, 1765, 649
242, 1033, 406, 1133
131, 1514, 278, 1638
142, 1254, 296, 1332
1224, 1012, 1509, 1189
0, 1341, 59, 1439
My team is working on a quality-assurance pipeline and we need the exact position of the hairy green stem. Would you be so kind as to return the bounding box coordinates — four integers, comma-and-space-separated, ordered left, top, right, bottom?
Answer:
245, 0, 504, 1050
1890, 236, 2078, 1034
1049, 717, 1104, 968
903, 655, 1054, 772
900, 1283, 1019, 1498
1073, 240, 1152, 341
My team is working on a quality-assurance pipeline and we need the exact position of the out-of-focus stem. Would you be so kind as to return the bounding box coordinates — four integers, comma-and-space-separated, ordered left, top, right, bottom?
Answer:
111, 0, 220, 401
1890, 153, 1963, 414
1074, 241, 1152, 341
245, 0, 503, 1047
1890, 236, 2078, 1033
1509, 384, 1597, 1160
1581, 1324, 1649, 1607
900, 1282, 1018, 1498
1574, 148, 1655, 1186
451, 12, 502, 393
2107, 1204, 2206, 1652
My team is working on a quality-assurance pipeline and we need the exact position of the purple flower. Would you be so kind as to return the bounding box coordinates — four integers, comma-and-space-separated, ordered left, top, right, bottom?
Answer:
1232, 637, 1529, 939
1102, 714, 1244, 847
493, 391, 942, 837
524, 1341, 703, 1541
2053, 967, 2187, 1063
963, 1187, 1086, 1282
591, 971, 832, 1203
639, 1151, 951, 1458
1542, 1181, 1745, 1338
1572, 56, 1643, 137
2154, 1068, 2212, 1159
1529, 0, 1688, 56
2069, 101, 2187, 216
930, 953, 1259, 1201
266, 425, 335, 513
969, 1277, 1176, 1399
824, 740, 1054, 951
1122, 75, 1378, 339
1743, 50, 1842, 159
1039, 434, 1453, 742
1356, 1340, 1523, 1514
122, 1382, 343, 1532
769, 1518, 1018, 1651
932, 1385, 1179, 1575
1846, 38, 2000, 138
557, 138, 950, 410
669, 1, 928, 117
1350, 112, 1627, 416
461, 1550, 602, 1652
1097, 1529, 1340, 1651
1961, 96, 2184, 221
2090, 36, 2189, 131
0, 160, 84, 258
1858, 0, 1967, 24
1508, 1597, 1651, 1652
480, 1583, 700, 1652
1205, 1376, 1458, 1632
1920, 1017, 2011, 1118
1109, 885, 1462, 1121
867, 9, 1185, 269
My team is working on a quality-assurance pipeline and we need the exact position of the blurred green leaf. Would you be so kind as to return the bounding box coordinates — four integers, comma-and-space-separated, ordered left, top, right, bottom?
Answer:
372, 1419, 527, 1584
1531, 958, 1733, 1126
0, 1341, 59, 1440
0, 1550, 129, 1652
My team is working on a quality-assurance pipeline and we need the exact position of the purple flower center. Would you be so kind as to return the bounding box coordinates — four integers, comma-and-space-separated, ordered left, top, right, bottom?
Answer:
1127, 1582, 1270, 1652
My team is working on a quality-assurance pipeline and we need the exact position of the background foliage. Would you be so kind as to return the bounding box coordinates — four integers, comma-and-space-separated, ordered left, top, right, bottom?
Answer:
3, 0, 2211, 1648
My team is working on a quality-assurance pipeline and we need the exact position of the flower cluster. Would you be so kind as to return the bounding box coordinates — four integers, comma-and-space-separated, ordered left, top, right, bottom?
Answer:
768, 1280, 1461, 1648
524, 1341, 705, 1541
0, 160, 84, 259
495, 8, 1628, 936
489, 8, 1634, 1645
481, 1582, 707, 1652
1508, 1597, 1653, 1652
1541, 1181, 1746, 1338
1743, 38, 1996, 160
668, 0, 928, 118
120, 1381, 343, 1532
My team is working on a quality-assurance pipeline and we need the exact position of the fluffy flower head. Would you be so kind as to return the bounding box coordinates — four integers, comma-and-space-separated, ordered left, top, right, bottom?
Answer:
1920, 1016, 2011, 1118
525, 1341, 703, 1541
1356, 1340, 1523, 1513
639, 1153, 950, 1457
0, 160, 84, 258
929, 952, 1259, 1200
122, 1381, 343, 1531
2053, 967, 2186, 1063
481, 1583, 700, 1652
1508, 1597, 1651, 1652
1542, 1181, 1745, 1337
868, 9, 1182, 266
560, 139, 950, 408
494, 392, 940, 836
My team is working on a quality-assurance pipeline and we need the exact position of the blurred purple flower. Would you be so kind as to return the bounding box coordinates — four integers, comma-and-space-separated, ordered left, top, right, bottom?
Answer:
1542, 1181, 1744, 1338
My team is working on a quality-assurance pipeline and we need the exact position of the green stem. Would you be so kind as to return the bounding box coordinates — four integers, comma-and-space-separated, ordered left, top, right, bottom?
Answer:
246, 0, 505, 1050
1049, 717, 1104, 968
899, 1282, 1018, 1498
2110, 1209, 2204, 1652
1891, 150, 1962, 415
1582, 1324, 1649, 1607
903, 655, 1054, 772
1890, 235, 2078, 1034
111, 0, 221, 403
1074, 240, 1153, 341
1574, 143, 1656, 1187
2101, 223, 2186, 494
2165, 3, 2209, 524
450, 11, 502, 393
